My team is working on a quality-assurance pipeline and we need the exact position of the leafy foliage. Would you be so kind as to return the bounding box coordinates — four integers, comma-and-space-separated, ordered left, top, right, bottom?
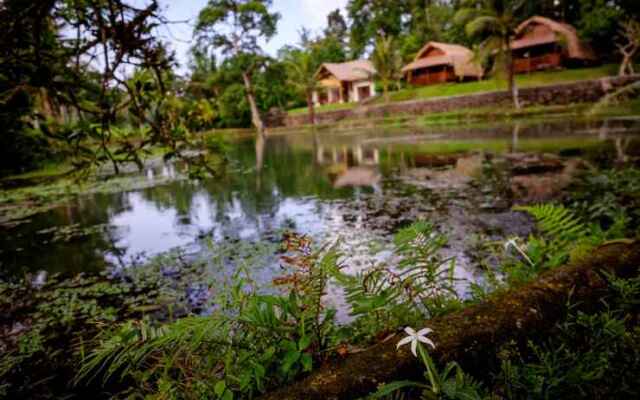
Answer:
371, 36, 404, 103
336, 222, 460, 341
496, 274, 640, 399
195, 0, 281, 136
74, 233, 342, 399
569, 168, 640, 237
456, 0, 525, 108
514, 204, 588, 245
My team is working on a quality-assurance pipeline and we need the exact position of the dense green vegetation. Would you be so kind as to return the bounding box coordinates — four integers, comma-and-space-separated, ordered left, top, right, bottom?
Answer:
2, 0, 639, 177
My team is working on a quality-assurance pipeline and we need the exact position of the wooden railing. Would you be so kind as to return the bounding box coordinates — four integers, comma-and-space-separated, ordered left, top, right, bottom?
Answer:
514, 53, 562, 73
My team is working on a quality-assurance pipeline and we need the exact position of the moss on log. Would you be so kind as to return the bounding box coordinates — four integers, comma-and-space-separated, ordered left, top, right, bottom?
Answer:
260, 241, 640, 400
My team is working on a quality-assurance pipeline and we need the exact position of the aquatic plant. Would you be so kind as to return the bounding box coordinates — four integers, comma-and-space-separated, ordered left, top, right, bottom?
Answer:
73, 235, 344, 399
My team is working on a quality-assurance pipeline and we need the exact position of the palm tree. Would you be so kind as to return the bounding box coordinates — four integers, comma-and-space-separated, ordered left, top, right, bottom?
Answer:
456, 0, 524, 109
286, 50, 320, 125
371, 36, 403, 104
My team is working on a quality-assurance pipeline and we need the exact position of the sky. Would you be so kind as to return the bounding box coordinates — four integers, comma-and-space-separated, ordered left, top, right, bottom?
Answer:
157, 0, 348, 75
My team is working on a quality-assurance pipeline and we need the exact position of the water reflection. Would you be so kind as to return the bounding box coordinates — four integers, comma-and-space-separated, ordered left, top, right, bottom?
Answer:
1, 118, 639, 281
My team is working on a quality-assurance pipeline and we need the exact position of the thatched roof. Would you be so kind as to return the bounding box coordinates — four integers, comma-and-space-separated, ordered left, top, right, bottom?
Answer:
402, 42, 483, 78
316, 60, 376, 82
512, 16, 596, 61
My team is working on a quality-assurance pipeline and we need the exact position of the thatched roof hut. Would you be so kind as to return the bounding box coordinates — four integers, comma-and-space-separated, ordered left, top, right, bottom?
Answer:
402, 42, 483, 86
313, 60, 377, 105
317, 60, 376, 82
511, 16, 596, 73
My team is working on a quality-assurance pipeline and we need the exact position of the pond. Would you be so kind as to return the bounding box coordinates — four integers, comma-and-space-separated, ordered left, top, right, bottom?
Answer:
1, 118, 639, 309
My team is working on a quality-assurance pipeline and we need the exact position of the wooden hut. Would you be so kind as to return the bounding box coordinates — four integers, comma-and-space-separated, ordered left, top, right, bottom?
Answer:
511, 16, 596, 74
312, 60, 377, 106
402, 42, 483, 86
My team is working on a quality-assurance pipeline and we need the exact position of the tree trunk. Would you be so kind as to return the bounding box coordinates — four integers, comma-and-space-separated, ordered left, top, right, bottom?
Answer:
259, 241, 640, 400
619, 54, 635, 76
242, 72, 265, 138
383, 81, 390, 104
507, 47, 521, 109
306, 90, 316, 125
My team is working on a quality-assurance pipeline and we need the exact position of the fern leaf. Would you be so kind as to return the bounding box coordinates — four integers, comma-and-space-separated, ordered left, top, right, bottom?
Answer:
515, 204, 588, 243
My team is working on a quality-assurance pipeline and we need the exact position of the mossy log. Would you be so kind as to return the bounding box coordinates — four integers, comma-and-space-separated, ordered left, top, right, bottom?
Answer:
260, 241, 640, 400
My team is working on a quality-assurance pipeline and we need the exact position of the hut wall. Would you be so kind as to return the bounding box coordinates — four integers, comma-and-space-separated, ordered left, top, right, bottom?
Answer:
409, 66, 456, 85
514, 50, 563, 73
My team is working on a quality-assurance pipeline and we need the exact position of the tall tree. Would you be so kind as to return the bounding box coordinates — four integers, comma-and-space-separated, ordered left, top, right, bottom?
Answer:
195, 0, 280, 138
617, 20, 640, 76
347, 0, 409, 58
574, 0, 624, 58
371, 36, 403, 103
285, 50, 320, 125
325, 9, 349, 43
456, 0, 524, 109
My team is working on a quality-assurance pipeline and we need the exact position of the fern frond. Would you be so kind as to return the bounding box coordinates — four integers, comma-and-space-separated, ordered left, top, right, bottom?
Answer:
515, 204, 588, 243
76, 316, 229, 385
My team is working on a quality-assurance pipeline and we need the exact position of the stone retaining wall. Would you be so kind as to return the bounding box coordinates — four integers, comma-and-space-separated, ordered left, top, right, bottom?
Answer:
279, 75, 640, 128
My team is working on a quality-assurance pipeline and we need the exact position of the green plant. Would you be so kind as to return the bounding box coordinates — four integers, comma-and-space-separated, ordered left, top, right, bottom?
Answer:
494, 273, 640, 399
372, 327, 485, 400
497, 311, 640, 399
569, 168, 640, 236
456, 0, 524, 108
514, 204, 588, 246
371, 35, 403, 103
334, 222, 460, 341
393, 222, 460, 316
75, 234, 343, 399
511, 204, 591, 272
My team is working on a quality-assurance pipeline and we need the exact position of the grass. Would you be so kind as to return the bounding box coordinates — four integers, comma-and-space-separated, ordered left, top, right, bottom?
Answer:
287, 65, 619, 116
1, 162, 73, 182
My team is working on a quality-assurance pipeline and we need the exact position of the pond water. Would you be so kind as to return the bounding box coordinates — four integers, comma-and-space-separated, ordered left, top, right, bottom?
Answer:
1, 118, 639, 302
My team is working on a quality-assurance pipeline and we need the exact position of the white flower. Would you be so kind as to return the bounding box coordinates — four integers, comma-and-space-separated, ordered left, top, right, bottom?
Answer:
396, 326, 436, 357
504, 238, 534, 266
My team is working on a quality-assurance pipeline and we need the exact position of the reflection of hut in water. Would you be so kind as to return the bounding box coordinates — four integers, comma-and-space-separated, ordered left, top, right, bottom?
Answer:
316, 144, 381, 188
316, 144, 380, 167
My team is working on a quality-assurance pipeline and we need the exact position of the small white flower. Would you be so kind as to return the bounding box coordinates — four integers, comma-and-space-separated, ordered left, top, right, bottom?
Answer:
504, 237, 534, 266
396, 326, 436, 357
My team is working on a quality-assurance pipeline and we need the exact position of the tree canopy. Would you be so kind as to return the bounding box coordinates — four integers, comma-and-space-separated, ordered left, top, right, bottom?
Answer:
1, 0, 637, 177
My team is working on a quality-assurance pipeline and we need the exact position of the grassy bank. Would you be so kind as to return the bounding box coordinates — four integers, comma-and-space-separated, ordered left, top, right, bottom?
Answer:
287, 101, 357, 116
269, 98, 640, 138
288, 65, 619, 116
385, 64, 618, 103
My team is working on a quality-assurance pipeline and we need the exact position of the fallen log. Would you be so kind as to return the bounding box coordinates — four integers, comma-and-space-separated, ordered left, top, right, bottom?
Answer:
261, 241, 640, 400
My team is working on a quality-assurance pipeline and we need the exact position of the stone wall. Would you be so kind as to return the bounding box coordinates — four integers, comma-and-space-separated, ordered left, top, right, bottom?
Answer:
279, 75, 640, 128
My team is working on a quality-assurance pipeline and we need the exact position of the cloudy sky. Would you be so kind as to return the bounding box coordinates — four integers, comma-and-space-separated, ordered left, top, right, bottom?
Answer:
157, 0, 348, 74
